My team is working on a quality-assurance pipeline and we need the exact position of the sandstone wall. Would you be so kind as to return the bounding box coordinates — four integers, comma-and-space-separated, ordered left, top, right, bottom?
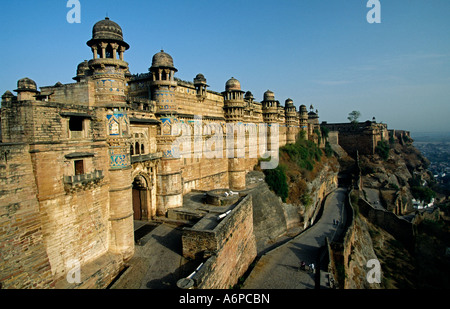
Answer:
182, 195, 257, 289
0, 143, 54, 288
358, 198, 414, 251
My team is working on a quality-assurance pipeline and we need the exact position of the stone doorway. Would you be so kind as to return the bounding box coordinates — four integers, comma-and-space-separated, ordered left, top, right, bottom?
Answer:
132, 175, 149, 220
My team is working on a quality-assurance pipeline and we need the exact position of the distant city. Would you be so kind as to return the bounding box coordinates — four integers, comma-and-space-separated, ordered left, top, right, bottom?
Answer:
413, 131, 450, 192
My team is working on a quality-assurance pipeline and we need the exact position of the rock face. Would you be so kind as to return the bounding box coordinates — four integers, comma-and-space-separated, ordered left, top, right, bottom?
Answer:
359, 138, 431, 214
344, 216, 382, 289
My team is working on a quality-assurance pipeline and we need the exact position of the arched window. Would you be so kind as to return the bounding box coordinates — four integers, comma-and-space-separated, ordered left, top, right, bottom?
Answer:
130, 145, 134, 156
135, 142, 140, 155
141, 144, 145, 154
105, 45, 113, 58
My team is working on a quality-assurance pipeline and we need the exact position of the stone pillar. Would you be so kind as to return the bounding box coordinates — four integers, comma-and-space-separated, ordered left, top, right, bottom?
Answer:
100, 42, 108, 59
119, 46, 126, 61
111, 43, 119, 60
92, 46, 98, 59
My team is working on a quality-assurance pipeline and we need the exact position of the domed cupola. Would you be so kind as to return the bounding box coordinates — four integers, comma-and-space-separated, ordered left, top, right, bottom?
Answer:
90, 17, 126, 43
194, 73, 208, 100
14, 77, 39, 101
85, 17, 130, 105
149, 50, 178, 84
225, 77, 242, 92
261, 90, 278, 123
222, 77, 245, 122
151, 50, 177, 72
149, 50, 178, 114
263, 90, 275, 102
86, 17, 129, 60
73, 60, 90, 82
15, 77, 38, 93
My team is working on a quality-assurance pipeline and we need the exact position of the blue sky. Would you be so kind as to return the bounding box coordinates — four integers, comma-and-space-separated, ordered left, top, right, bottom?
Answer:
1, 0, 449, 133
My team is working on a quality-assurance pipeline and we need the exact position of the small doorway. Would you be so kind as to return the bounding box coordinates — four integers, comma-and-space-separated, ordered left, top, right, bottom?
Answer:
132, 175, 148, 220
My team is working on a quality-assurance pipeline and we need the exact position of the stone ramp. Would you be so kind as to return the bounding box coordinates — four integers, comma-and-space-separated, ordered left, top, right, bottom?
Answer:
242, 188, 347, 289
109, 223, 197, 289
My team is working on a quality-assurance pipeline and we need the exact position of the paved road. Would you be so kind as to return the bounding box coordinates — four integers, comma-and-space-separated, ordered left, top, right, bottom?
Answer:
243, 187, 347, 289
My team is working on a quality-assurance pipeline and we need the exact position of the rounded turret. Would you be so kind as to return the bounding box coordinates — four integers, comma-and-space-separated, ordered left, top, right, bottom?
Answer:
86, 18, 130, 105
15, 77, 38, 93
14, 77, 39, 101
225, 77, 242, 92
87, 17, 129, 50
151, 50, 177, 72
73, 60, 90, 82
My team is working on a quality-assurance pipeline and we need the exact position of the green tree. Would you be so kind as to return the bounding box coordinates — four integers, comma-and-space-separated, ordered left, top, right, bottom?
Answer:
263, 164, 289, 202
347, 110, 361, 125
375, 140, 390, 160
411, 186, 436, 204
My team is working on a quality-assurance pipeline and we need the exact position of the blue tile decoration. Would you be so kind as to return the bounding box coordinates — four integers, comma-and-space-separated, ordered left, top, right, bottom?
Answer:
107, 113, 129, 136
109, 147, 130, 169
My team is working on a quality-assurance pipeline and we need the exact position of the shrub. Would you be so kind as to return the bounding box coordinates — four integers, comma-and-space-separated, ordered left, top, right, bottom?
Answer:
264, 164, 289, 202
324, 142, 334, 158
281, 138, 322, 171
300, 192, 313, 208
411, 186, 435, 204
375, 140, 390, 160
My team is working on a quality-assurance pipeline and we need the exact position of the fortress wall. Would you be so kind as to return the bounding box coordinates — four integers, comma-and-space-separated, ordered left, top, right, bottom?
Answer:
175, 86, 224, 118
38, 183, 111, 280
0, 143, 54, 288
182, 158, 229, 193
43, 82, 94, 106
358, 198, 415, 251
338, 132, 375, 156
1, 100, 35, 143
182, 195, 257, 289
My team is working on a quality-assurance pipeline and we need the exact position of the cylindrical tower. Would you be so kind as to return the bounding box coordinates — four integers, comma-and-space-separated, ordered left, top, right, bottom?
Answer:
261, 90, 278, 123
150, 50, 178, 113
223, 77, 245, 122
149, 50, 183, 215
86, 17, 130, 106
194, 73, 208, 101
285, 98, 298, 144
15, 77, 39, 101
223, 78, 246, 190
86, 18, 134, 261
299, 104, 308, 138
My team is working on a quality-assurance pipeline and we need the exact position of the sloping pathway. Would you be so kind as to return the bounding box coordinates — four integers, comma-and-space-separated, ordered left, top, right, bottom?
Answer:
243, 188, 347, 289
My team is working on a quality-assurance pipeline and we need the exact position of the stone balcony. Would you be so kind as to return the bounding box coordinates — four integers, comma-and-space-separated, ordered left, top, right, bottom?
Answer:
131, 152, 162, 164
63, 170, 104, 192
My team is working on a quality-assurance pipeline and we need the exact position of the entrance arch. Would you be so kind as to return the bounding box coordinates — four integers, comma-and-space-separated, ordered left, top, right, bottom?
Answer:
132, 175, 149, 220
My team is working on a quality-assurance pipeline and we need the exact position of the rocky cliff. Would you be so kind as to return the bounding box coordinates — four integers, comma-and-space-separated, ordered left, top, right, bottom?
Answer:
359, 137, 431, 214
341, 137, 450, 289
